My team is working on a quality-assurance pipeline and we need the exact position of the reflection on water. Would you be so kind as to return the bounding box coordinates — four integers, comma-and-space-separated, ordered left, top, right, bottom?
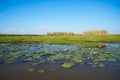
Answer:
0, 43, 120, 80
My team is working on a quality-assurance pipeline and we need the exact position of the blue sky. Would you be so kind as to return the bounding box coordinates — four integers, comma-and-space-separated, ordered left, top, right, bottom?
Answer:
0, 0, 120, 34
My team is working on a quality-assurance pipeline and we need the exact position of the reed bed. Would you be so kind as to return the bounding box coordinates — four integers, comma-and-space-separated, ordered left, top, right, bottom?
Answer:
0, 34, 120, 47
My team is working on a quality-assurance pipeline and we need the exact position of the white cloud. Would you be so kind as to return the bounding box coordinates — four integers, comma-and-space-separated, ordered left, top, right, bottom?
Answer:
37, 25, 53, 33
1, 25, 53, 34
2, 27, 25, 34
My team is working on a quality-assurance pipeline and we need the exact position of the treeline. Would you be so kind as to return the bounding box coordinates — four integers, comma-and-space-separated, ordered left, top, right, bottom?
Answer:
83, 30, 108, 36
47, 32, 74, 36
47, 30, 108, 36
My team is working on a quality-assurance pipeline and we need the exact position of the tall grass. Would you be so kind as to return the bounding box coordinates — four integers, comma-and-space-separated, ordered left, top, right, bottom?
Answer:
0, 34, 120, 47
47, 32, 74, 36
83, 30, 108, 36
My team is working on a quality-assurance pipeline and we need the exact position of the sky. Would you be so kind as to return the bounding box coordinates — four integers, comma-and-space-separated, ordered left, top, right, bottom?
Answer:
0, 0, 120, 34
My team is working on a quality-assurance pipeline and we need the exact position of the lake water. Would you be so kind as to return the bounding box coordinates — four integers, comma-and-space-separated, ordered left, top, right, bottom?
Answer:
0, 43, 120, 80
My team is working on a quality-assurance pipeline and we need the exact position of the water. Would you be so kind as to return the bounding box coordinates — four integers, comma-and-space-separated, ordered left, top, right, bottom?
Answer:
0, 43, 120, 80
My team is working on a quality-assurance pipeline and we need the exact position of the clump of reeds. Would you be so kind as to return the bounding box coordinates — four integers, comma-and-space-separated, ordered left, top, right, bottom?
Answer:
47, 32, 74, 36
83, 30, 108, 36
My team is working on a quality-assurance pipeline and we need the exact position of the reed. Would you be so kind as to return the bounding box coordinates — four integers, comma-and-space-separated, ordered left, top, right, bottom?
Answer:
0, 34, 120, 48
83, 30, 108, 36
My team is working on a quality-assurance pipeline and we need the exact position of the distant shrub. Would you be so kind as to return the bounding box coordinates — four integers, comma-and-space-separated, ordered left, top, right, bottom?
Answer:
47, 32, 74, 36
83, 30, 108, 36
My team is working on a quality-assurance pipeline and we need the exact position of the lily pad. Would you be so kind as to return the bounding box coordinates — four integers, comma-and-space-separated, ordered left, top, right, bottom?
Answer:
107, 58, 116, 62
31, 62, 39, 66
39, 59, 46, 64
4, 59, 14, 64
27, 68, 34, 72
33, 54, 41, 59
38, 69, 45, 74
24, 57, 33, 62
73, 57, 83, 63
98, 63, 105, 68
61, 62, 74, 68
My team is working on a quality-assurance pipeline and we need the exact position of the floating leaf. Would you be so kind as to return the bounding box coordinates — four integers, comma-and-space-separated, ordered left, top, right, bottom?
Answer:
31, 62, 39, 66
27, 68, 34, 72
24, 57, 33, 62
98, 63, 105, 68
33, 54, 41, 59
38, 69, 45, 74
4, 59, 14, 64
61, 62, 74, 68
107, 58, 116, 62
39, 59, 46, 64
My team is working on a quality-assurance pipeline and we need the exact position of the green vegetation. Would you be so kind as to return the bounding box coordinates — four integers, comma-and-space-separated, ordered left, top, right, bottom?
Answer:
0, 31, 120, 73
27, 68, 34, 72
98, 63, 105, 68
38, 69, 45, 74
0, 34, 120, 47
47, 32, 74, 36
61, 62, 75, 68
0, 42, 120, 70
83, 30, 108, 36
4, 59, 14, 64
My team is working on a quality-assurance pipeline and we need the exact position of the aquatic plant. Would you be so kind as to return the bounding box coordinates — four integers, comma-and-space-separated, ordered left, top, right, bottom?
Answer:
33, 54, 41, 59
98, 63, 105, 68
31, 62, 39, 66
61, 62, 74, 68
72, 55, 83, 63
39, 59, 46, 64
38, 69, 45, 74
27, 68, 34, 72
0, 42, 120, 71
4, 59, 14, 64
24, 57, 33, 62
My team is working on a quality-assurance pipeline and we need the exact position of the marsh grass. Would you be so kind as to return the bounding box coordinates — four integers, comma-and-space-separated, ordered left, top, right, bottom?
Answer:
0, 35, 120, 47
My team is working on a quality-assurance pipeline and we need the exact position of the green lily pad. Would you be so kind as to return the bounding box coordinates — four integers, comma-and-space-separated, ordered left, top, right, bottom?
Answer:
27, 68, 34, 72
4, 59, 14, 64
24, 57, 33, 62
38, 69, 45, 74
98, 63, 105, 68
33, 54, 41, 59
31, 62, 39, 66
72, 55, 83, 63
61, 62, 74, 68
107, 58, 116, 62
39, 59, 46, 64
74, 58, 83, 63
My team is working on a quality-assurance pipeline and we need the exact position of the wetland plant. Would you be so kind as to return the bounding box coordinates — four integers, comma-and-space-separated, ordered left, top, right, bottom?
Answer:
27, 68, 34, 72
38, 69, 45, 74
61, 62, 75, 68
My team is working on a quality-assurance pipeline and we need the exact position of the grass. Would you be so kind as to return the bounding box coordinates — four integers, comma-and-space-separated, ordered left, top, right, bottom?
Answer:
0, 34, 120, 47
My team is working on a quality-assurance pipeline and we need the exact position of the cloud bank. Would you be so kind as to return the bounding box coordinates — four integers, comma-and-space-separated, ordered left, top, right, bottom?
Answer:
1, 25, 54, 34
1, 27, 25, 34
37, 25, 53, 34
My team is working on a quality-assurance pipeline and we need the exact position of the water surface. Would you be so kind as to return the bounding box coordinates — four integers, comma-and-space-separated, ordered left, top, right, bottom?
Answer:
0, 43, 120, 80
